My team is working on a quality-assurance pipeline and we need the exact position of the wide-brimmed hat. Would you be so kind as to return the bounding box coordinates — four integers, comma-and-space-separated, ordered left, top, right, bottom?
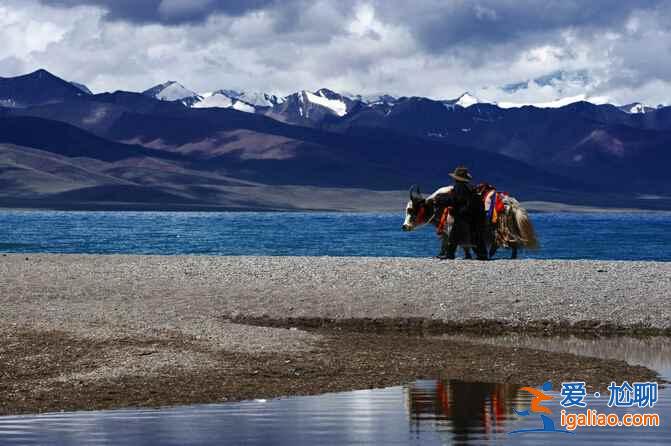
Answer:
448, 166, 472, 182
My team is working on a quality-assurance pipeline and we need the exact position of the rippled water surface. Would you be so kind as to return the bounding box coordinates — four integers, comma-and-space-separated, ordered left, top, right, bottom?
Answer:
0, 379, 667, 445
1, 210, 670, 260
0, 336, 668, 446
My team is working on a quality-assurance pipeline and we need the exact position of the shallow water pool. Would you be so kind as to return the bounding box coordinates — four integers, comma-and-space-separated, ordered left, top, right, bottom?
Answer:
1, 335, 668, 445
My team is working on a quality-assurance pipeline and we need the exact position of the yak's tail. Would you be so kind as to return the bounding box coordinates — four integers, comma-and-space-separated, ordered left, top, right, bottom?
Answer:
499, 197, 539, 250
511, 202, 539, 250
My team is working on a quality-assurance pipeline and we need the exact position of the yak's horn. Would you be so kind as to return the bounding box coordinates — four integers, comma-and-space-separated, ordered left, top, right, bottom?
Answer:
409, 184, 423, 201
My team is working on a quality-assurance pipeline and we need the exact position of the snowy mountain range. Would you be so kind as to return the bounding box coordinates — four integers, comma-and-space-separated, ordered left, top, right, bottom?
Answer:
141, 80, 662, 127
142, 81, 486, 117
1, 69, 662, 120
1, 69, 671, 211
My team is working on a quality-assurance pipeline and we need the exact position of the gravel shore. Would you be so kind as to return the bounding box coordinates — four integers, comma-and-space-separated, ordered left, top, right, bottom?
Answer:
0, 254, 668, 414
2, 254, 668, 333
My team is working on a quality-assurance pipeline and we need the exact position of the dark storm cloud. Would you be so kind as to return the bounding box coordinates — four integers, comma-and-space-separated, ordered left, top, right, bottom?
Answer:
39, 0, 280, 24
371, 0, 663, 54
40, 0, 160, 23
36, 0, 664, 50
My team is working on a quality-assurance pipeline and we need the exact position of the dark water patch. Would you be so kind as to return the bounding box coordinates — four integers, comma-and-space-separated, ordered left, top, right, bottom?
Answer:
225, 315, 671, 337
0, 243, 41, 249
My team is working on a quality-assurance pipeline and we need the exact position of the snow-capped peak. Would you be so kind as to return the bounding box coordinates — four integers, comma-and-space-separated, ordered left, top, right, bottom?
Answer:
143, 81, 201, 104
455, 92, 479, 108
619, 102, 653, 114
304, 89, 348, 116
361, 94, 397, 105
235, 91, 285, 108
191, 90, 257, 113
497, 94, 610, 109
197, 89, 284, 108
193, 90, 235, 108
442, 92, 480, 109
314, 88, 343, 100
69, 81, 92, 95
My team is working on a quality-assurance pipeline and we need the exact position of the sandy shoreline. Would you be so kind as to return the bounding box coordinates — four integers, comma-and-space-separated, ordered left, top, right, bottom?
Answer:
1, 254, 668, 414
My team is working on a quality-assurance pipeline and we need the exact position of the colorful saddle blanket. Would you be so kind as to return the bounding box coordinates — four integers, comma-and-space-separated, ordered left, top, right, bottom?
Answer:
482, 187, 507, 224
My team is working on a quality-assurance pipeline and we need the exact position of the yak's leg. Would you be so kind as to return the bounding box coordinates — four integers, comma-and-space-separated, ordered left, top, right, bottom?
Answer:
463, 247, 472, 259
510, 245, 518, 259
437, 234, 455, 260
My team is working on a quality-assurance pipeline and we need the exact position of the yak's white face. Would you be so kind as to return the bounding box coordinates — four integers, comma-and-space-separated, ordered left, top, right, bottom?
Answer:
402, 185, 455, 232
401, 199, 423, 231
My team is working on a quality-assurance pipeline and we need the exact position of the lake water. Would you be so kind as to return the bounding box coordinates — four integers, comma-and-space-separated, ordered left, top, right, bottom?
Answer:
1, 210, 671, 260
0, 335, 668, 446
1, 211, 670, 444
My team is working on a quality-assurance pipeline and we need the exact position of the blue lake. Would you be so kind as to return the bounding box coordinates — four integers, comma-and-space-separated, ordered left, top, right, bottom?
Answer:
1, 210, 670, 260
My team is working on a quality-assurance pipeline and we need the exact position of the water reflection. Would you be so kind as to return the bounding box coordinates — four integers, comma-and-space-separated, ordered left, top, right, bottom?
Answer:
407, 377, 669, 445
408, 380, 524, 443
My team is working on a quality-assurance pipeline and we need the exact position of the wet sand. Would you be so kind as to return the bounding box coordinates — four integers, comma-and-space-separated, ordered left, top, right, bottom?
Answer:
0, 254, 668, 414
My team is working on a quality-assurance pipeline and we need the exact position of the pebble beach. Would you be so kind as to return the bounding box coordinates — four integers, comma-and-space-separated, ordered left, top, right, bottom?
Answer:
1, 254, 668, 414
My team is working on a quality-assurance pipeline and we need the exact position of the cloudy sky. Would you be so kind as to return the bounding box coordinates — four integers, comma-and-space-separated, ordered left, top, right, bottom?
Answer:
1, 0, 669, 105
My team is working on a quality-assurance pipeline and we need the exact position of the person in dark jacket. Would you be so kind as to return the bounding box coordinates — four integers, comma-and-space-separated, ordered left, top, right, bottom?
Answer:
434, 166, 488, 260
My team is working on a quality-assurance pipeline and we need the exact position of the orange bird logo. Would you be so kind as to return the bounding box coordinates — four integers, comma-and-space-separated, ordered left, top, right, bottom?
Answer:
519, 385, 554, 414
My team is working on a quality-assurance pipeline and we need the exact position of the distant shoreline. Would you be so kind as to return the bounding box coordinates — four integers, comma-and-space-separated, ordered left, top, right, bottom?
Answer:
521, 200, 671, 213
1, 254, 667, 414
0, 198, 670, 213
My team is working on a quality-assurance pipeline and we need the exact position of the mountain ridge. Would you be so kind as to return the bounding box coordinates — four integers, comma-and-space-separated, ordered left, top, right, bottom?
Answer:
0, 69, 669, 210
